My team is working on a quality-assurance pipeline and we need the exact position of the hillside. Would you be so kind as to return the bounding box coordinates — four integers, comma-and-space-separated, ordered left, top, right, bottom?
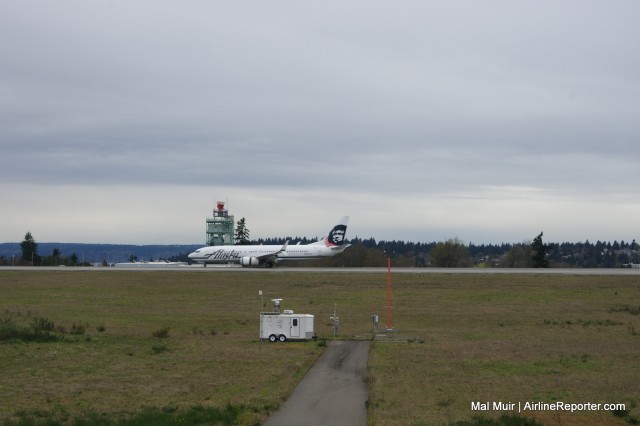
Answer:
0, 243, 200, 265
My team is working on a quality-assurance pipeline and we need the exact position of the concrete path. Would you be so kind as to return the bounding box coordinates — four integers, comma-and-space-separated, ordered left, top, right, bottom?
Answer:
263, 340, 370, 426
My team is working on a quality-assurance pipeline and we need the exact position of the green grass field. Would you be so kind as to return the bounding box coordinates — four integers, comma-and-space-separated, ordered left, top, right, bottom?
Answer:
1, 270, 639, 425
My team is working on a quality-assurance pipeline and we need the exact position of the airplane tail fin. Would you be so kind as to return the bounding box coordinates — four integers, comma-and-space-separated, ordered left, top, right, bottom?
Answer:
313, 216, 349, 247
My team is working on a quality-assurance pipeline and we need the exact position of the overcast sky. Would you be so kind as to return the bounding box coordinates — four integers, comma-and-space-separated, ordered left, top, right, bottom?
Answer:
1, 1, 639, 245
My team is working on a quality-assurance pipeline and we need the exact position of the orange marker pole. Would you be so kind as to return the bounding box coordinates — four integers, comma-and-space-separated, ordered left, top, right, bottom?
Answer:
387, 256, 392, 330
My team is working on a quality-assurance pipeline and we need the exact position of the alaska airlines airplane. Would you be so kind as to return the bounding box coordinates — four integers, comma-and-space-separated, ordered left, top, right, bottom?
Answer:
188, 216, 350, 267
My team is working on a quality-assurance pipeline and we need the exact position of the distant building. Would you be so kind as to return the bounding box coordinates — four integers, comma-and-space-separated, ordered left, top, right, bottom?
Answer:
115, 261, 188, 268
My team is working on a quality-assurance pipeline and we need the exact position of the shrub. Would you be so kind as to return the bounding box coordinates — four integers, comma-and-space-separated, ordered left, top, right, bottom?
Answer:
152, 327, 170, 338
70, 323, 87, 335
0, 318, 21, 341
152, 344, 169, 354
1, 317, 58, 342
30, 317, 54, 332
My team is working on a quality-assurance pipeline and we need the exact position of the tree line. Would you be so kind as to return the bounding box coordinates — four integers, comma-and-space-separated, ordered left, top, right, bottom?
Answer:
250, 233, 640, 268
5, 230, 640, 268
8, 232, 92, 266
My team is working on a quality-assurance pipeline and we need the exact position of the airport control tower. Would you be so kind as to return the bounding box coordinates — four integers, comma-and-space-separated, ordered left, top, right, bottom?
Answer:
205, 201, 235, 246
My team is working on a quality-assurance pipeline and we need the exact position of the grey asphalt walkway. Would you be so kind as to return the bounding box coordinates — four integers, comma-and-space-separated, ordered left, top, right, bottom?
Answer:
263, 340, 370, 426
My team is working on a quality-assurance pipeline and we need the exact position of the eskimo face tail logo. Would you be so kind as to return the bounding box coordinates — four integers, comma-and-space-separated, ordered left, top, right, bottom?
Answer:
326, 224, 347, 247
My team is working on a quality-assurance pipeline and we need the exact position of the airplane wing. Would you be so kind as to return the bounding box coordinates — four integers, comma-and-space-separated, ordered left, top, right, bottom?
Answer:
256, 241, 289, 262
276, 241, 289, 255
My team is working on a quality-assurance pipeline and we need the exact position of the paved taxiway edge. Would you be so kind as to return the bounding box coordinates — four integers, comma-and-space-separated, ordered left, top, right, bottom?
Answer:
2, 266, 640, 275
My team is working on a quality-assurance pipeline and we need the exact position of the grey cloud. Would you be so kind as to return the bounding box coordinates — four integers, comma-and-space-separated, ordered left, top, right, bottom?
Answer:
2, 1, 640, 243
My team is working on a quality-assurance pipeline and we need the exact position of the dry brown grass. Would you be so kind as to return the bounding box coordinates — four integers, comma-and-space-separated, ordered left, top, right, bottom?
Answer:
1, 270, 639, 425
367, 273, 640, 425
0, 271, 335, 423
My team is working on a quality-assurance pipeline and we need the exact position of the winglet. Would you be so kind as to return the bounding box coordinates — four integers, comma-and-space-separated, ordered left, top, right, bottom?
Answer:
277, 240, 289, 254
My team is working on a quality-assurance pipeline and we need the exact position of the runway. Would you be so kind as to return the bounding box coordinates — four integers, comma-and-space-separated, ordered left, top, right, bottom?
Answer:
2, 266, 640, 276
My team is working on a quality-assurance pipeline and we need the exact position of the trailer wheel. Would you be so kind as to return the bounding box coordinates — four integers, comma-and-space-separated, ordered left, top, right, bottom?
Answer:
268, 334, 277, 342
278, 334, 287, 342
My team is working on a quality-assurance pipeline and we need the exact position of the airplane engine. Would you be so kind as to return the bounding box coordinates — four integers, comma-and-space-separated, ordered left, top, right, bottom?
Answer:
240, 257, 260, 267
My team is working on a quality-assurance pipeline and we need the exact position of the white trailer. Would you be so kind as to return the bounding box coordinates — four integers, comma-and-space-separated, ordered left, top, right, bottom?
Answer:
260, 300, 315, 342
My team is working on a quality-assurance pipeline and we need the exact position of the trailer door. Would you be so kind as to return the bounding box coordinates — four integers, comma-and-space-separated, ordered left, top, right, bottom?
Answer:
290, 317, 300, 338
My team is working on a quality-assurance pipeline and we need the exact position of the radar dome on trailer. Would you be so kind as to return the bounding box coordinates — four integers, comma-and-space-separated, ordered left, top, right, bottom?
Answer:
259, 297, 315, 342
